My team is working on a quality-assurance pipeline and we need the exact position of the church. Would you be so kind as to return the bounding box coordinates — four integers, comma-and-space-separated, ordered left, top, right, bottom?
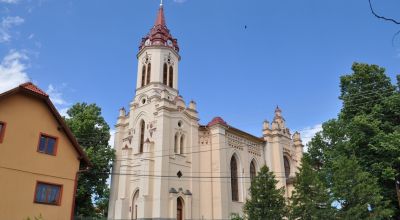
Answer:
108, 3, 304, 220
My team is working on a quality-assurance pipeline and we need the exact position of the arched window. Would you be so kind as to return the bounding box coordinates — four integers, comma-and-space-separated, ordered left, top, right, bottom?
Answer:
230, 155, 239, 201
139, 120, 145, 153
177, 197, 184, 220
284, 156, 290, 178
141, 65, 146, 87
250, 160, 256, 183
168, 66, 173, 87
132, 190, 139, 220
163, 63, 168, 85
146, 63, 151, 85
180, 135, 184, 154
174, 133, 178, 154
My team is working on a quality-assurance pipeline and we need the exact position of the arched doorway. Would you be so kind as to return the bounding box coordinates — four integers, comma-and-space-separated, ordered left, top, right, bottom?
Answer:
131, 190, 139, 220
177, 197, 184, 220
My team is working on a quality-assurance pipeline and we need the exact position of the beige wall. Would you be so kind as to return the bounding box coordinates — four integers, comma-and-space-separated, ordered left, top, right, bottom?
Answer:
0, 94, 80, 220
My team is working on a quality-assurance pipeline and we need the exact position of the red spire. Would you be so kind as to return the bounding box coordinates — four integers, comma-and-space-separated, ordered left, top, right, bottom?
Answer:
155, 4, 166, 27
139, 4, 179, 52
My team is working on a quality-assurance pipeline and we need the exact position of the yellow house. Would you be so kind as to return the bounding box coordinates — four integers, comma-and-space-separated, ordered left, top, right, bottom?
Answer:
0, 83, 90, 220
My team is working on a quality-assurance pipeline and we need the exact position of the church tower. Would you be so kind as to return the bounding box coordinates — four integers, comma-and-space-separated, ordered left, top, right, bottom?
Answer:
135, 2, 180, 96
108, 3, 200, 220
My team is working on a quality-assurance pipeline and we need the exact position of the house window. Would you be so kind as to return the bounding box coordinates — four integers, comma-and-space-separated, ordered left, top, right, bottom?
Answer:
230, 155, 239, 201
38, 134, 57, 156
180, 135, 184, 155
0, 121, 6, 143
34, 182, 62, 205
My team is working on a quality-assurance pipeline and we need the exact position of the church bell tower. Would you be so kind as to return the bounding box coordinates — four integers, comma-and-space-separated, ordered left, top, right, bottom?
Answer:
135, 2, 180, 96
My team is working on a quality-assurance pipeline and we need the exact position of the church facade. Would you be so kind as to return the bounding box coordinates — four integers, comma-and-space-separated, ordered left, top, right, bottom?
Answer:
108, 4, 304, 220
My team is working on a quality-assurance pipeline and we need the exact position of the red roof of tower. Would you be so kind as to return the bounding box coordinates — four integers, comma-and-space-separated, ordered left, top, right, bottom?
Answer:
139, 4, 179, 52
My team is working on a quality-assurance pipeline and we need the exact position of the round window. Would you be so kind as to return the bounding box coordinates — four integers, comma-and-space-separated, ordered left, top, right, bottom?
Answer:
178, 121, 182, 127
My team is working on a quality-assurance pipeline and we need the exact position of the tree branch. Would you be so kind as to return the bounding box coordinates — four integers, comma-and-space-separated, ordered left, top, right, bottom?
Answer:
369, 0, 400, 25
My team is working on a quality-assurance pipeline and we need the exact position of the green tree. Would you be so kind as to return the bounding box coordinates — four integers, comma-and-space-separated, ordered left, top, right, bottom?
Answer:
331, 155, 393, 219
243, 165, 286, 220
289, 156, 336, 220
307, 62, 400, 218
65, 103, 115, 217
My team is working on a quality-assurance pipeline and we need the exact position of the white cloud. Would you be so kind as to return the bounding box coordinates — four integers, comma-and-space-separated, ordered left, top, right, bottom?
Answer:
0, 16, 24, 42
0, 0, 19, 4
299, 123, 322, 151
58, 107, 69, 118
46, 84, 68, 106
0, 50, 29, 93
109, 129, 115, 148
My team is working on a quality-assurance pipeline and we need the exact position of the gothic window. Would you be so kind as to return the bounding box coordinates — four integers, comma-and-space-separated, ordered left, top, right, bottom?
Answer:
174, 133, 178, 154
250, 160, 256, 183
139, 120, 145, 153
132, 190, 139, 220
163, 63, 168, 85
141, 65, 146, 87
284, 156, 290, 178
168, 66, 173, 87
180, 135, 184, 154
177, 197, 184, 220
146, 63, 151, 85
230, 155, 239, 201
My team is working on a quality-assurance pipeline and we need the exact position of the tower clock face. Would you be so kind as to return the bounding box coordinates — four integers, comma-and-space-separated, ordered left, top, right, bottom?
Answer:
167, 40, 173, 46
145, 39, 151, 46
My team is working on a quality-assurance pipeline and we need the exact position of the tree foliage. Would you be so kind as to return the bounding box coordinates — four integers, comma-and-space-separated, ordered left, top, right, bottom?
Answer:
289, 156, 335, 220
65, 103, 115, 217
243, 165, 287, 220
304, 63, 399, 219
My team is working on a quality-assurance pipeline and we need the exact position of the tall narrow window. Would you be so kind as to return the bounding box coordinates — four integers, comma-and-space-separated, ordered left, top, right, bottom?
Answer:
168, 66, 174, 87
230, 156, 239, 201
0, 121, 6, 143
132, 190, 139, 220
284, 156, 290, 178
139, 120, 145, 153
141, 65, 146, 87
34, 182, 62, 205
146, 63, 151, 85
180, 135, 184, 155
163, 63, 168, 85
250, 160, 256, 183
174, 133, 178, 154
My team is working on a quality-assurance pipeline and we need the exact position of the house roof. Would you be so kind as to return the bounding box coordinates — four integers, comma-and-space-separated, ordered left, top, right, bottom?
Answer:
0, 82, 91, 166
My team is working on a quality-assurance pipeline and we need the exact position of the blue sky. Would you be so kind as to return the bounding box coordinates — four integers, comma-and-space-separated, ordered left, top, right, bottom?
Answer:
1, 0, 399, 145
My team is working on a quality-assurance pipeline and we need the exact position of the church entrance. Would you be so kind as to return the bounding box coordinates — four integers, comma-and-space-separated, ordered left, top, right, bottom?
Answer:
177, 197, 184, 220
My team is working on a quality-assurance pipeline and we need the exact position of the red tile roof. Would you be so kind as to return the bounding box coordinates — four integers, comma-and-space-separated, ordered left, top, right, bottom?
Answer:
20, 82, 49, 97
207, 116, 228, 127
